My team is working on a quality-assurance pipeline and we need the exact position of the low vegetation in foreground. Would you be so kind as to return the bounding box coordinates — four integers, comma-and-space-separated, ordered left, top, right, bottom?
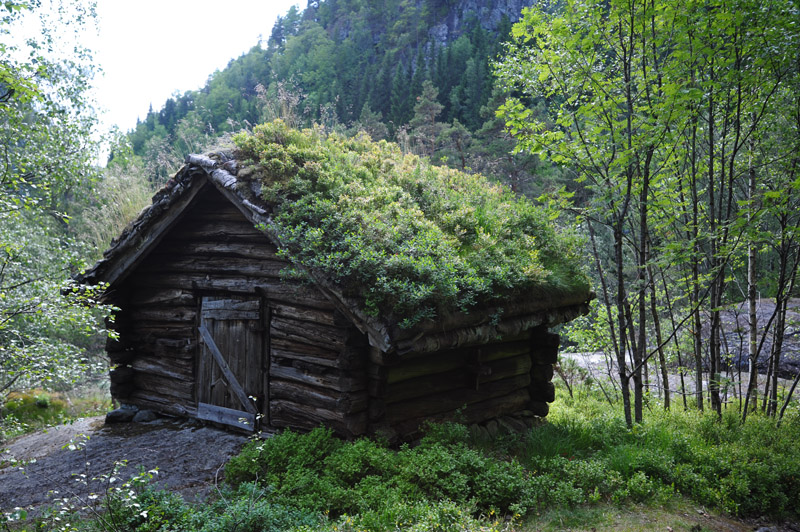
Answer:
6, 387, 799, 532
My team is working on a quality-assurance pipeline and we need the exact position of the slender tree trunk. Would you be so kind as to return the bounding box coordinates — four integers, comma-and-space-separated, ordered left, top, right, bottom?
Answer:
649, 263, 670, 410
635, 176, 649, 423
767, 297, 786, 416
744, 141, 759, 418
688, 105, 704, 411
615, 221, 634, 427
588, 221, 622, 398
778, 370, 800, 426
707, 82, 723, 417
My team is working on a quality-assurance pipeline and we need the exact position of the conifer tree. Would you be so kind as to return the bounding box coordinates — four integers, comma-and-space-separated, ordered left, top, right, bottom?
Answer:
410, 80, 444, 157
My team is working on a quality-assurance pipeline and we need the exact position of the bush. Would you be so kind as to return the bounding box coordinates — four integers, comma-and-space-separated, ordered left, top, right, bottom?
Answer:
225, 424, 537, 517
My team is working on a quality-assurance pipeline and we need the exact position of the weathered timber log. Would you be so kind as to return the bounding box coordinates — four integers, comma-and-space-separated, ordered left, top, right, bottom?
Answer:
129, 289, 195, 307
271, 303, 337, 327
385, 373, 531, 424
109, 348, 136, 365
270, 399, 367, 437
129, 324, 196, 339
270, 336, 339, 360
394, 304, 588, 356
271, 345, 365, 370
130, 356, 193, 382
531, 327, 560, 346
129, 339, 196, 360
129, 274, 333, 308
110, 380, 135, 399
269, 360, 366, 393
152, 240, 280, 260
167, 219, 263, 240
137, 256, 286, 279
129, 306, 196, 323
106, 335, 125, 353
372, 367, 469, 401
530, 329, 560, 365
379, 340, 531, 385
201, 308, 260, 320
529, 401, 549, 417
461, 388, 531, 425
181, 207, 257, 223
270, 317, 347, 351
202, 298, 260, 311
530, 381, 556, 403
483, 353, 534, 381
378, 354, 533, 404
132, 373, 193, 402
269, 378, 367, 414
162, 233, 266, 246
529, 363, 555, 384
196, 402, 255, 432
388, 296, 588, 347
109, 365, 134, 383
395, 316, 544, 355
530, 346, 558, 365
368, 398, 386, 422
128, 391, 196, 417
389, 388, 531, 439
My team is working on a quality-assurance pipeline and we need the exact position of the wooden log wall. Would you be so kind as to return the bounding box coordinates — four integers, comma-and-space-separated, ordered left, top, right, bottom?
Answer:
110, 186, 369, 436
369, 326, 561, 440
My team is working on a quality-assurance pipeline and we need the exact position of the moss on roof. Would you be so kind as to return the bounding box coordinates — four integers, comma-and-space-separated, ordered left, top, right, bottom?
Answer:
233, 120, 590, 329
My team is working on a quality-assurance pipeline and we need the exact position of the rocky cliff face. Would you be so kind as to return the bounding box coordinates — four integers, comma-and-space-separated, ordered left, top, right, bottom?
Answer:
426, 0, 534, 46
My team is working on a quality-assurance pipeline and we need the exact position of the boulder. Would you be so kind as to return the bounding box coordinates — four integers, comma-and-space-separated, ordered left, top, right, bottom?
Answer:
105, 404, 138, 423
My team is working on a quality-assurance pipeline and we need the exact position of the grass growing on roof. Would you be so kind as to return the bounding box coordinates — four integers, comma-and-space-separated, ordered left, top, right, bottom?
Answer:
233, 120, 589, 328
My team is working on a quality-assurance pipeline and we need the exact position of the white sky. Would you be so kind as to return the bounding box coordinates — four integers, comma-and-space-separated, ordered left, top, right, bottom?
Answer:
90, 0, 300, 132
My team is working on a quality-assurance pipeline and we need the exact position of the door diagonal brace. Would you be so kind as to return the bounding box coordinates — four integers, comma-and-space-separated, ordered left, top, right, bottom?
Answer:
198, 324, 258, 415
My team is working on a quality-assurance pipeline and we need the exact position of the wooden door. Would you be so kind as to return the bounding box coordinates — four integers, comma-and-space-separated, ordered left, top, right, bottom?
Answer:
196, 296, 267, 431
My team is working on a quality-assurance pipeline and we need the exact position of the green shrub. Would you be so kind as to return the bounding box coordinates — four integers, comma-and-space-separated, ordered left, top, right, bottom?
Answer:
99, 488, 192, 532
189, 483, 322, 532
225, 427, 343, 487
226, 424, 537, 517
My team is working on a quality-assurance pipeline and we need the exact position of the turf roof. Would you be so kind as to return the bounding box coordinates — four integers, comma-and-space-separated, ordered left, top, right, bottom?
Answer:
233, 120, 590, 330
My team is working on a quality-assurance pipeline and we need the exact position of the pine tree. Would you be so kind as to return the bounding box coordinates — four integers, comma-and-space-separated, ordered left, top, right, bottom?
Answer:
409, 80, 444, 157
353, 102, 389, 140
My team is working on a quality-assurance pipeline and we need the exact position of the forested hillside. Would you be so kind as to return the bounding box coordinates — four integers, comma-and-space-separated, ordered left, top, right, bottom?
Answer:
126, 0, 556, 194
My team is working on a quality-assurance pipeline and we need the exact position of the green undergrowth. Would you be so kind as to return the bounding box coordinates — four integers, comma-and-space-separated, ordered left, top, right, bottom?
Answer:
9, 389, 799, 531
233, 120, 589, 328
0, 386, 110, 442
530, 390, 800, 519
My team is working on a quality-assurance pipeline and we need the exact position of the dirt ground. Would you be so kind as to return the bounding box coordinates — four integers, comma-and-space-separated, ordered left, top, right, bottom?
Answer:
0, 416, 250, 515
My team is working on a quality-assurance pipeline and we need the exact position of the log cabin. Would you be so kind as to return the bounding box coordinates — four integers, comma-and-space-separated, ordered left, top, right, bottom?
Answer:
75, 122, 593, 441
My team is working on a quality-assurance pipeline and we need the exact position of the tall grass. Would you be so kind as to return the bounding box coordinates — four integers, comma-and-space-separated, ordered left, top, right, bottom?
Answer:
77, 162, 157, 260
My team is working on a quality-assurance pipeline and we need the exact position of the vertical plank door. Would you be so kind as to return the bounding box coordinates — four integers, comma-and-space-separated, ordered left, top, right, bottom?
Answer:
196, 296, 267, 431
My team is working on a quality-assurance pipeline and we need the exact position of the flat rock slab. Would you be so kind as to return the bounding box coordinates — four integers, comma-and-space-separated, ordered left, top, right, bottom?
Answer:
0, 416, 250, 514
